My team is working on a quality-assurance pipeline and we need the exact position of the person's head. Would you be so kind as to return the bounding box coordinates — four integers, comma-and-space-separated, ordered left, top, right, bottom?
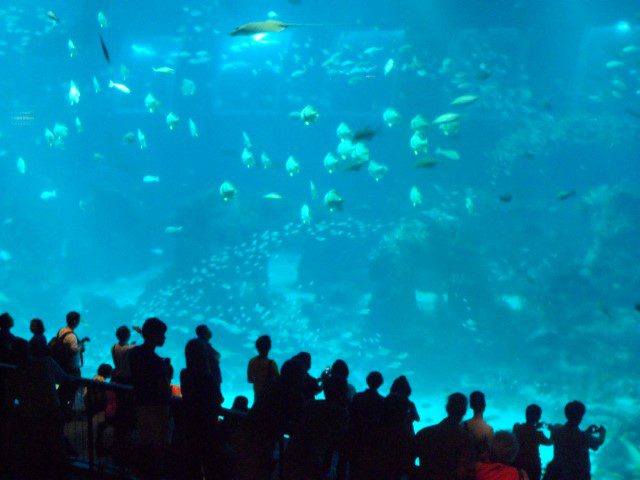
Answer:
564, 400, 586, 426
0, 312, 14, 330
470, 391, 486, 414
390, 375, 412, 397
526, 404, 543, 424
366, 371, 384, 391
98, 364, 113, 379
141, 317, 167, 348
489, 431, 520, 465
256, 335, 271, 357
30, 318, 45, 335
331, 359, 349, 379
66, 311, 80, 329
185, 338, 209, 372
116, 325, 131, 343
446, 392, 468, 422
232, 395, 249, 413
195, 324, 212, 342
292, 351, 311, 372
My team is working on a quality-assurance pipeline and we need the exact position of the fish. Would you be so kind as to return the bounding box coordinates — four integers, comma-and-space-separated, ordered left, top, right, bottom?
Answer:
451, 94, 478, 106
337, 140, 354, 159
123, 132, 136, 144
336, 122, 352, 142
181, 79, 196, 96
410, 114, 429, 132
40, 190, 57, 200
188, 118, 199, 137
68, 81, 80, 105
309, 181, 318, 199
410, 186, 422, 206
166, 112, 180, 130
260, 153, 272, 169
108, 81, 131, 94
285, 156, 301, 176
433, 112, 461, 125
152, 66, 175, 74
410, 131, 429, 155
230, 19, 315, 36
368, 161, 388, 182
324, 153, 339, 173
342, 158, 369, 172
414, 157, 439, 168
143, 176, 160, 183
300, 204, 311, 225
47, 11, 61, 25
16, 157, 26, 174
499, 193, 513, 203
219, 181, 236, 201
435, 147, 460, 161
75, 116, 83, 133
352, 127, 380, 143
137, 129, 147, 149
263, 193, 283, 200
68, 39, 77, 58
242, 132, 252, 148
93, 77, 101, 93
605, 60, 624, 69
557, 190, 576, 201
323, 189, 344, 211
383, 58, 395, 75
291, 105, 319, 125
383, 108, 401, 127
164, 226, 183, 234
242, 148, 255, 168
98, 11, 108, 29
99, 35, 110, 63
144, 93, 160, 112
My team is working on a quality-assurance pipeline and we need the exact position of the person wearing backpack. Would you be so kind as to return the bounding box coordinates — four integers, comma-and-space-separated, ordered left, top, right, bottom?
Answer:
50, 311, 86, 415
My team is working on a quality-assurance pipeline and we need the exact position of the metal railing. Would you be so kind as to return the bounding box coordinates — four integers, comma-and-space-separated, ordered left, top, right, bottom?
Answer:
0, 361, 244, 479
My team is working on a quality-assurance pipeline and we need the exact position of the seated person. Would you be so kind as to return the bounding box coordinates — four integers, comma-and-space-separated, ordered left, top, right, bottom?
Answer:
476, 430, 530, 480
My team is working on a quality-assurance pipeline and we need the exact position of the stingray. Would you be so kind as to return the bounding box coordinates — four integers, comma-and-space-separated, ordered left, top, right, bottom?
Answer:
230, 19, 324, 36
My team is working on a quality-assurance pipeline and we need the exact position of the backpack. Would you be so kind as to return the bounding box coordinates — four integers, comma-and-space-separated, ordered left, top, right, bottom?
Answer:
48, 330, 74, 369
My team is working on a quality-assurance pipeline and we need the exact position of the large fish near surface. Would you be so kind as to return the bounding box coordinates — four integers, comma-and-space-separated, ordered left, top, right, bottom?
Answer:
230, 19, 320, 36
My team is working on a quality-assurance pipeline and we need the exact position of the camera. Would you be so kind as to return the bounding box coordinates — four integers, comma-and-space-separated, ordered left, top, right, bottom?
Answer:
587, 425, 602, 434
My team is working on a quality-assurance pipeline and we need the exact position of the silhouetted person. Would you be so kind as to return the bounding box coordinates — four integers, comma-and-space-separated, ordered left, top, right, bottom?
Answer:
0, 312, 18, 364
248, 334, 279, 401
360, 390, 416, 480
220, 395, 249, 444
513, 404, 553, 480
128, 317, 171, 479
111, 325, 135, 383
463, 391, 494, 456
476, 430, 530, 480
282, 374, 350, 480
8, 337, 69, 478
323, 359, 355, 403
233, 359, 305, 480
28, 318, 47, 357
390, 375, 420, 429
53, 311, 86, 416
544, 401, 606, 480
181, 338, 228, 479
292, 351, 322, 401
196, 324, 222, 394
415, 392, 475, 480
349, 370, 385, 479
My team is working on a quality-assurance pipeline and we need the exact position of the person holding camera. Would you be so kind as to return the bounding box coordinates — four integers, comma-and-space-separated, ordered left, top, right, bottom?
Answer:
513, 404, 553, 480
543, 401, 606, 480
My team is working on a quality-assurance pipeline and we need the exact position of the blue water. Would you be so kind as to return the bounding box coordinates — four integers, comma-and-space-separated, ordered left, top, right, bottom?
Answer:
1, 1, 639, 476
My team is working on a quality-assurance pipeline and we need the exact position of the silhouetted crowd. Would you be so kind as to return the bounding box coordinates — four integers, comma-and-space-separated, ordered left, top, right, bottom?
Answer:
0, 312, 607, 480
